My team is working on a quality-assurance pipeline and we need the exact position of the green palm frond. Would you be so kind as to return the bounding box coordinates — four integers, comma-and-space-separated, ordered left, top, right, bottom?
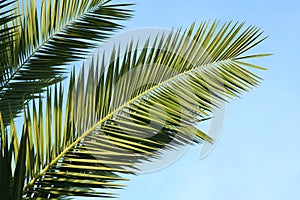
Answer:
12, 21, 269, 199
0, 0, 18, 72
0, 110, 28, 200
0, 0, 133, 126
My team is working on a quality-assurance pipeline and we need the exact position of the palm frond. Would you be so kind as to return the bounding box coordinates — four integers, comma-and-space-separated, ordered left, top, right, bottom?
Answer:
16, 21, 269, 199
0, 0, 18, 74
0, 0, 133, 126
22, 78, 140, 199
0, 110, 29, 199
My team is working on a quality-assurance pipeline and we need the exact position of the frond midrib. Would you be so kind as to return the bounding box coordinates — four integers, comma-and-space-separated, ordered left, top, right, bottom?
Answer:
23, 56, 232, 191
0, 1, 105, 93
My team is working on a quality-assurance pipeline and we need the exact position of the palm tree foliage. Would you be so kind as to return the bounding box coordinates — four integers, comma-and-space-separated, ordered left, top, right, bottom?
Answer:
0, 0, 270, 199
0, 0, 133, 126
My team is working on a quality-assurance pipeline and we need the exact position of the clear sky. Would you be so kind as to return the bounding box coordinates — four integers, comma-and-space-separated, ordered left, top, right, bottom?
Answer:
111, 0, 300, 199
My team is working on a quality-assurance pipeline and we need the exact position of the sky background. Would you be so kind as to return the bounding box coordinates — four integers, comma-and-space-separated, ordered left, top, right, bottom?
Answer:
109, 0, 300, 199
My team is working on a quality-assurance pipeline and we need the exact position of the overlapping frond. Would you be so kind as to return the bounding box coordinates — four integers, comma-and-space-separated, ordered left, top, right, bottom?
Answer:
0, 0, 133, 126
17, 21, 269, 198
0, 0, 18, 74
0, 111, 29, 199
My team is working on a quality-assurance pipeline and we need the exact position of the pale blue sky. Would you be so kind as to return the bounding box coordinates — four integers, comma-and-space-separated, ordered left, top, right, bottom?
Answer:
113, 0, 300, 199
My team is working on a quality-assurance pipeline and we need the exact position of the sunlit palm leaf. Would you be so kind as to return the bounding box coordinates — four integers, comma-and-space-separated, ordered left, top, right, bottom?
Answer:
20, 21, 269, 198
0, 0, 133, 126
0, 0, 18, 80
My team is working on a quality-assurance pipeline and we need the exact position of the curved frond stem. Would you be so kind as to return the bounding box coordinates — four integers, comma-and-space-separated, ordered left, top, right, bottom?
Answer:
24, 55, 251, 191
21, 21, 270, 198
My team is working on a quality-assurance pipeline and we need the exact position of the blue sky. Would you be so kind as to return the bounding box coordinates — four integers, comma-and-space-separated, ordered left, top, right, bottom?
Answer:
112, 0, 300, 199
